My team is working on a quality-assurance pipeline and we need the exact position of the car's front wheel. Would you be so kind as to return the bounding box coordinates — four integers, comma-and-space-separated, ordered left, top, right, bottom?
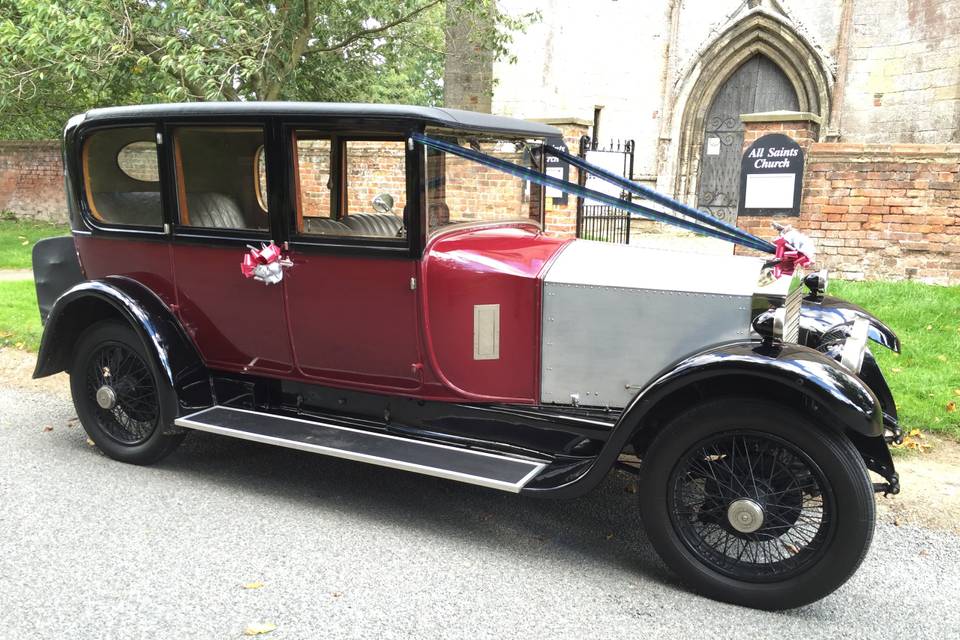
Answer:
70, 320, 184, 465
638, 398, 875, 610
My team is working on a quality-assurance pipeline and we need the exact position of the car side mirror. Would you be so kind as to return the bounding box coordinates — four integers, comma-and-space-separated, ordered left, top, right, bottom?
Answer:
372, 193, 394, 213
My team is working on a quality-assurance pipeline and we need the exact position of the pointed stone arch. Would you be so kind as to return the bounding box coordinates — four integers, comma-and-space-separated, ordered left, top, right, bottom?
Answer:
664, 9, 833, 206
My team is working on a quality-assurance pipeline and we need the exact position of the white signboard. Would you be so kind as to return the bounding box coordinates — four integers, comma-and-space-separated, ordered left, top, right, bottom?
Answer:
744, 173, 796, 209
545, 167, 565, 198
706, 136, 721, 156
584, 150, 627, 205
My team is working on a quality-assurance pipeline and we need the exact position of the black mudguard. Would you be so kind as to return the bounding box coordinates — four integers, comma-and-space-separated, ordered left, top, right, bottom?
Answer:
801, 294, 900, 353
32, 236, 85, 324
33, 276, 211, 413
522, 340, 885, 497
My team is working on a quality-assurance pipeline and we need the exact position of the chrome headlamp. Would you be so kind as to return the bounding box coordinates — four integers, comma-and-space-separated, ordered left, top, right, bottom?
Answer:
803, 268, 829, 297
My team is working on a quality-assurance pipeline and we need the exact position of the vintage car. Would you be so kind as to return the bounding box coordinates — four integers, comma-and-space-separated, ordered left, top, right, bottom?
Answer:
33, 103, 902, 610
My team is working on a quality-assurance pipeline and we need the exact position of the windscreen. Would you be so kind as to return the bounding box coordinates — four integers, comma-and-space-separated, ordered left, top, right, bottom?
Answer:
425, 136, 544, 235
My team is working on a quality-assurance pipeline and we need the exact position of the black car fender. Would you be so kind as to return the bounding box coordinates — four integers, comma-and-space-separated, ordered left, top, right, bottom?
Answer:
801, 294, 900, 352
522, 340, 883, 497
33, 276, 211, 413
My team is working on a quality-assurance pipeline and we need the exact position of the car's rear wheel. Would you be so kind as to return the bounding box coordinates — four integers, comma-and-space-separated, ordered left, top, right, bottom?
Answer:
638, 398, 875, 610
70, 320, 184, 464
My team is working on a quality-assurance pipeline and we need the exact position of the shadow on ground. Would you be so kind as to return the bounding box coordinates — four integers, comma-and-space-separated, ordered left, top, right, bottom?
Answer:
64, 425, 680, 589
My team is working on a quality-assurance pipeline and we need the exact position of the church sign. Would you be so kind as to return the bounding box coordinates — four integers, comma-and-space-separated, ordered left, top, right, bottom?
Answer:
738, 133, 804, 217
543, 134, 570, 206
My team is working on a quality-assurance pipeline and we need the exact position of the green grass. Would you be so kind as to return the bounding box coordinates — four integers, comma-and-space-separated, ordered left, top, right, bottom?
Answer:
0, 218, 71, 269
830, 280, 960, 439
0, 280, 42, 351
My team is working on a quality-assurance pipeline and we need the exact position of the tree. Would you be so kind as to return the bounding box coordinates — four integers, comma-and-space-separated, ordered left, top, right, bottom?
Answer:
0, 0, 534, 139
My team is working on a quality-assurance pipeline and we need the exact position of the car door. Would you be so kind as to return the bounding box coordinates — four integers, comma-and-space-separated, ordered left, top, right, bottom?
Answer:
167, 123, 294, 375
281, 128, 422, 391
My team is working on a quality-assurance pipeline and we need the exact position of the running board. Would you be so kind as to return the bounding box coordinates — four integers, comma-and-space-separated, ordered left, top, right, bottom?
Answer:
174, 406, 548, 493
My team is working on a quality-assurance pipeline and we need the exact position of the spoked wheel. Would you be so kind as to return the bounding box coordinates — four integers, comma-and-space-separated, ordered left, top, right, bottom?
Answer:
70, 321, 184, 464
669, 432, 834, 583
639, 399, 875, 610
85, 341, 159, 445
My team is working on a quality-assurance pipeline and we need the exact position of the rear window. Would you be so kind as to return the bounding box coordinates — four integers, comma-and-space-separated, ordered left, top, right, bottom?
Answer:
82, 127, 162, 227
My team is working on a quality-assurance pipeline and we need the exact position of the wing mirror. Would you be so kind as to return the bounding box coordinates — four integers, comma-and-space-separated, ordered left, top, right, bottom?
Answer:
372, 193, 394, 213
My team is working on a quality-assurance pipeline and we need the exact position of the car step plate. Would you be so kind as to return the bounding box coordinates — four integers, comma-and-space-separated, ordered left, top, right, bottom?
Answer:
175, 406, 547, 492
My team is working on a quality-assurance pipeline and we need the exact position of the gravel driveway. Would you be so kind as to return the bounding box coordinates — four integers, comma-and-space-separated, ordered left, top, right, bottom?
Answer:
2, 383, 958, 639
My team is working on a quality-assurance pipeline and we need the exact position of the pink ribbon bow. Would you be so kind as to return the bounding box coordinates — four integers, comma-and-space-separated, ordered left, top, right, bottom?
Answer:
241, 242, 284, 279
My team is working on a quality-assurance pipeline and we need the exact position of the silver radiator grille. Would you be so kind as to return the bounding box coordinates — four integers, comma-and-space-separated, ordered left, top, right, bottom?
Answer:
783, 285, 802, 343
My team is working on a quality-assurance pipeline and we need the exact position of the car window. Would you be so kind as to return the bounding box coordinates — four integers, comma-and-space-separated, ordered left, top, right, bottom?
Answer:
293, 135, 335, 235
82, 127, 163, 228
255, 146, 268, 212
293, 134, 406, 240
173, 127, 269, 232
425, 137, 543, 235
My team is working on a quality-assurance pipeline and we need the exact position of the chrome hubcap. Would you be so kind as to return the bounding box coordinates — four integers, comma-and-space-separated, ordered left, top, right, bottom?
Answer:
727, 498, 764, 534
95, 385, 117, 410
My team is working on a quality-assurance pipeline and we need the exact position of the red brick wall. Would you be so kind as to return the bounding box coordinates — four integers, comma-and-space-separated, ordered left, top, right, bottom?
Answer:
428, 150, 535, 229
542, 122, 589, 239
739, 143, 960, 284
0, 141, 67, 222
344, 141, 407, 216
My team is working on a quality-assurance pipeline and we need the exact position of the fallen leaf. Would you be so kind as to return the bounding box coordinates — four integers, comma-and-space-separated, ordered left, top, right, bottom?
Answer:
242, 622, 276, 636
241, 581, 264, 590
783, 543, 800, 555
894, 517, 901, 526
42, 425, 53, 432
331, 591, 343, 598
926, 324, 933, 331
85, 437, 96, 446
891, 367, 902, 373
948, 402, 956, 413
894, 432, 933, 453
954, 389, 960, 397
919, 549, 929, 557
20, 240, 28, 246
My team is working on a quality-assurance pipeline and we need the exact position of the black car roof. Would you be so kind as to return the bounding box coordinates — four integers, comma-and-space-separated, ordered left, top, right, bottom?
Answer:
79, 102, 561, 138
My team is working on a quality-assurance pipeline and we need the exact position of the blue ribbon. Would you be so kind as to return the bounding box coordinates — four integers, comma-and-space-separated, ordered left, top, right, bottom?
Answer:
411, 132, 775, 254
542, 145, 776, 253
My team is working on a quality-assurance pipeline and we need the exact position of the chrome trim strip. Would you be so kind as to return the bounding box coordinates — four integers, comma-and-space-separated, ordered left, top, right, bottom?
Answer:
175, 405, 548, 493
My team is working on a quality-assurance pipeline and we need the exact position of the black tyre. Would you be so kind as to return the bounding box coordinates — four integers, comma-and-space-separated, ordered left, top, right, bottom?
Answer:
638, 398, 875, 610
70, 320, 184, 465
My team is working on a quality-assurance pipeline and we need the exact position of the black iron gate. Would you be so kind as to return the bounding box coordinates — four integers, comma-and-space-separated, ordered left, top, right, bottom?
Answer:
576, 136, 635, 244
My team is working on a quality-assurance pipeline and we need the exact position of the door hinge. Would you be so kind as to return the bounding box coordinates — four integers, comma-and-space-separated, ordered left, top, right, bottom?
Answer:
409, 277, 417, 291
